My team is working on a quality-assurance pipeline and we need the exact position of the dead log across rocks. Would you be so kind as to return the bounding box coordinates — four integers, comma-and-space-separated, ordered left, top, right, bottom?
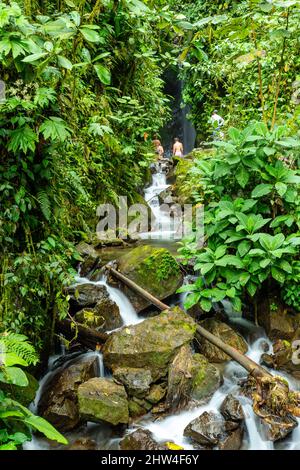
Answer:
57, 319, 108, 350
106, 265, 272, 380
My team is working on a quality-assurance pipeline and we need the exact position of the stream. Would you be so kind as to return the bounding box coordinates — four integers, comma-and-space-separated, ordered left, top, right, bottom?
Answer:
24, 162, 300, 451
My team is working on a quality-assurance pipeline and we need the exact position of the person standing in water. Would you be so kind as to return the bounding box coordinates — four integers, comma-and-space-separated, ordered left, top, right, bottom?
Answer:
172, 137, 184, 157
152, 135, 164, 159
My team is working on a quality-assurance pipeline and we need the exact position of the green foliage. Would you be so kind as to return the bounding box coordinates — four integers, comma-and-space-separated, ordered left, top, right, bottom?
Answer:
282, 283, 300, 311
178, 121, 300, 314
0, 0, 185, 352
175, 0, 300, 138
0, 333, 67, 449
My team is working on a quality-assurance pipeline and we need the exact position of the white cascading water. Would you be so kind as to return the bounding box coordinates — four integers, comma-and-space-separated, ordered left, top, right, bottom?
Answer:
141, 332, 300, 450
140, 162, 177, 240
74, 274, 142, 327
25, 163, 300, 450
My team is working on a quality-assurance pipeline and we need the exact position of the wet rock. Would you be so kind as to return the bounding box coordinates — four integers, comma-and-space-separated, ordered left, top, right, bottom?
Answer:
262, 414, 298, 442
113, 367, 152, 397
191, 354, 222, 403
184, 411, 243, 450
67, 283, 109, 309
67, 438, 97, 451
220, 395, 245, 422
78, 377, 129, 426
184, 411, 225, 447
75, 297, 122, 332
165, 345, 193, 410
76, 242, 101, 277
196, 319, 247, 362
261, 339, 300, 380
146, 383, 167, 404
38, 355, 98, 431
103, 307, 196, 380
113, 245, 183, 313
128, 399, 148, 418
119, 429, 166, 450
218, 426, 244, 450
257, 295, 300, 340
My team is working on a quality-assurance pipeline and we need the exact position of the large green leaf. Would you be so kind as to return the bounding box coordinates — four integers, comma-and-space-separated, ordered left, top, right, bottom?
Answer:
80, 27, 101, 43
40, 117, 71, 142
93, 64, 111, 85
236, 165, 249, 188
8, 126, 38, 154
0, 367, 28, 387
251, 183, 273, 198
24, 415, 68, 445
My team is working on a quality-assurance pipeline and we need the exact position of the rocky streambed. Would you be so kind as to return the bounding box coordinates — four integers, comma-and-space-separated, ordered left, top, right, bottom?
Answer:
24, 161, 300, 451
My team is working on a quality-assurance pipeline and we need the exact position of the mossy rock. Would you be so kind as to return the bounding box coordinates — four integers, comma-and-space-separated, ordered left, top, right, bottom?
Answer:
115, 245, 183, 313
103, 307, 196, 380
113, 367, 152, 397
196, 319, 248, 363
191, 354, 222, 402
74, 297, 123, 332
78, 377, 129, 426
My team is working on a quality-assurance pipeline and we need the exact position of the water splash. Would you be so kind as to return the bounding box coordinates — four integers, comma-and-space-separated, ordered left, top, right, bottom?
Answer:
74, 275, 141, 327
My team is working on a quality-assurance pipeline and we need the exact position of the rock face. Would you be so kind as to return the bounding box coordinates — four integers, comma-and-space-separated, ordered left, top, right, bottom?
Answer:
196, 319, 248, 362
75, 298, 123, 332
165, 345, 193, 410
190, 354, 222, 402
103, 307, 196, 380
113, 367, 152, 397
38, 355, 98, 431
184, 411, 225, 447
119, 429, 166, 450
257, 295, 300, 340
165, 347, 221, 410
78, 377, 129, 426
184, 410, 244, 450
220, 395, 245, 422
261, 339, 300, 380
67, 283, 109, 309
113, 245, 183, 312
262, 414, 298, 442
76, 242, 101, 278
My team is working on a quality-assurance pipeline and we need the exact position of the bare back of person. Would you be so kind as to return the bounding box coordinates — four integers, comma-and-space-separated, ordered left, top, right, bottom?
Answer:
173, 138, 183, 157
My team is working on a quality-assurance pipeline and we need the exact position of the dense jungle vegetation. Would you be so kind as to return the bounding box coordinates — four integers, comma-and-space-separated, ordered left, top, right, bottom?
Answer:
0, 0, 300, 451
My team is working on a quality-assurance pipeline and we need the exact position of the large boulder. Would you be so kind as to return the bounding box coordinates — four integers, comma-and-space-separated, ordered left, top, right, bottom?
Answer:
165, 346, 221, 410
196, 319, 248, 362
112, 245, 183, 313
165, 345, 193, 410
113, 367, 152, 397
257, 294, 300, 340
190, 354, 222, 402
103, 307, 196, 380
184, 411, 243, 450
75, 298, 123, 332
119, 429, 167, 450
66, 283, 109, 309
220, 395, 245, 423
38, 355, 98, 431
78, 377, 129, 426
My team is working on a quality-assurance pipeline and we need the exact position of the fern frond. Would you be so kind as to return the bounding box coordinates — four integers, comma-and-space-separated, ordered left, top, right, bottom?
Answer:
37, 190, 51, 221
0, 332, 39, 365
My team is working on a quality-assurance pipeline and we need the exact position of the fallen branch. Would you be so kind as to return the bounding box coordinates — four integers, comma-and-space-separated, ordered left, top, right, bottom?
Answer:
106, 265, 272, 380
56, 319, 108, 350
